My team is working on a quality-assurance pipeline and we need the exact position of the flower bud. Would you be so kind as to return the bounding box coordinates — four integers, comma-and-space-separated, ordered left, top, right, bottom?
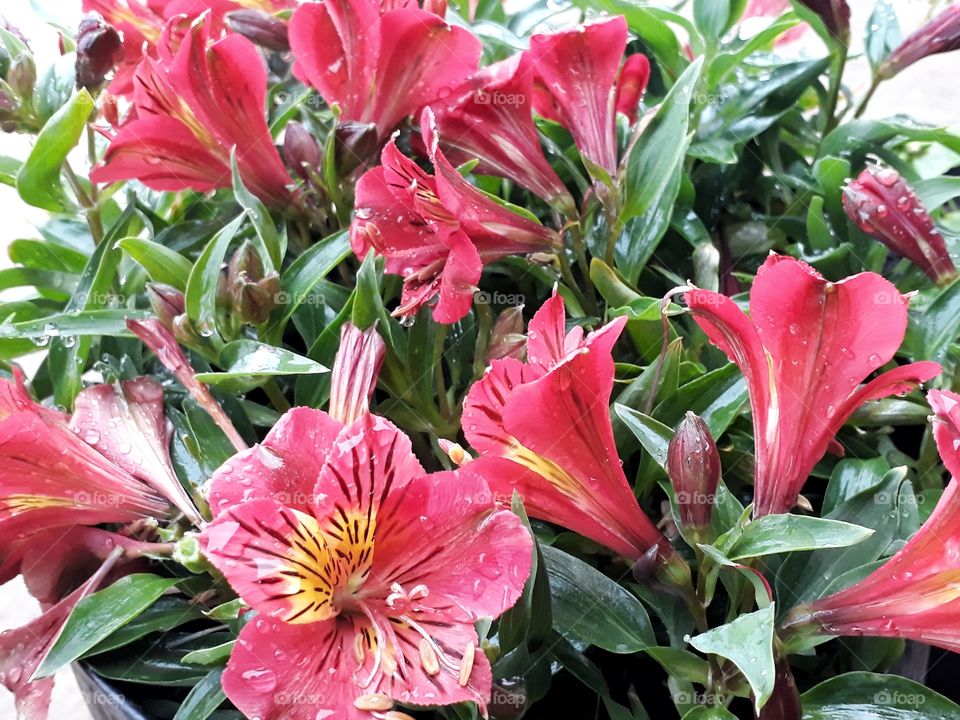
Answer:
797, 0, 851, 42
666, 412, 721, 539
843, 166, 956, 285
226, 9, 290, 52
226, 242, 281, 326
146, 283, 186, 330
879, 5, 960, 79
7, 52, 35, 100
283, 120, 321, 183
334, 120, 379, 175
75, 13, 123, 91
486, 305, 526, 362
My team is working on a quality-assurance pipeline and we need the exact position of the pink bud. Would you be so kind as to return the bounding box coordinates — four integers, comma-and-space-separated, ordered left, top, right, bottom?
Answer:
666, 412, 721, 538
880, 5, 960, 79
797, 0, 851, 42
225, 9, 290, 52
843, 166, 956, 285
76, 13, 123, 91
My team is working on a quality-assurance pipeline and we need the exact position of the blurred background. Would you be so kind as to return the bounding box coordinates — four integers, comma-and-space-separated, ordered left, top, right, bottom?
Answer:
0, 0, 957, 717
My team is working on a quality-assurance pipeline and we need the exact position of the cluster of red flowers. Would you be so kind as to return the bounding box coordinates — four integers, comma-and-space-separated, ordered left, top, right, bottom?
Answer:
3, 0, 960, 718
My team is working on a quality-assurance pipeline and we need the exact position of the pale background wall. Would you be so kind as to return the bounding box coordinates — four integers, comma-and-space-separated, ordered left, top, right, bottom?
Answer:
0, 0, 958, 718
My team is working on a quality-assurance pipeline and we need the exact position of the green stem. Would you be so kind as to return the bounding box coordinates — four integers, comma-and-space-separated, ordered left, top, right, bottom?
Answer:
854, 75, 881, 119
822, 48, 848, 138
263, 379, 292, 414
433, 324, 451, 421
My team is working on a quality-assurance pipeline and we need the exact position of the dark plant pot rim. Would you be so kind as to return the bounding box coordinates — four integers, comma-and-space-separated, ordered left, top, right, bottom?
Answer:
73, 664, 149, 720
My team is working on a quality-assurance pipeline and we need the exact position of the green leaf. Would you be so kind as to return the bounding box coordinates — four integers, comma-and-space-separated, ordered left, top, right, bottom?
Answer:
801, 672, 960, 719
693, 0, 730, 42
724, 515, 874, 560
617, 58, 703, 284
614, 403, 673, 467
904, 278, 960, 364
542, 545, 655, 654
120, 237, 193, 290
646, 647, 710, 685
864, 0, 901, 73
687, 605, 776, 712
707, 17, 801, 86
231, 149, 282, 271
266, 230, 351, 341
822, 457, 890, 514
34, 574, 178, 679
47, 204, 137, 407
195, 340, 328, 392
87, 634, 216, 686
173, 668, 226, 720
0, 155, 22, 186
17, 88, 94, 212
180, 640, 236, 666
914, 176, 960, 210
775, 468, 913, 607
83, 597, 206, 657
185, 213, 246, 339
8, 238, 88, 273
0, 309, 148, 339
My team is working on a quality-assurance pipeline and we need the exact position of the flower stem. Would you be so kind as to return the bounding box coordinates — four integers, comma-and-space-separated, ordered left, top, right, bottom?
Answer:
854, 76, 881, 119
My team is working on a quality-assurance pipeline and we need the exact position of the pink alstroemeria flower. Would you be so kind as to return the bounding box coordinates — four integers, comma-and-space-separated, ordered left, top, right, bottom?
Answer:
462, 292, 690, 589
289, 0, 481, 143
879, 4, 960, 79
0, 365, 214, 542
784, 390, 960, 652
329, 322, 386, 424
428, 53, 576, 215
199, 410, 531, 719
83, 0, 296, 95
684, 253, 941, 516
351, 110, 559, 323
91, 15, 296, 209
529, 17, 640, 179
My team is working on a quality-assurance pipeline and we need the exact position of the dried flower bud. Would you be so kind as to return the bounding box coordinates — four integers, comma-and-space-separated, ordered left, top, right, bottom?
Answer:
75, 13, 123, 91
797, 0, 851, 42
843, 166, 956, 285
226, 9, 290, 52
666, 412, 721, 539
226, 241, 281, 325
486, 305, 526, 362
879, 5, 960, 79
334, 120, 379, 175
283, 120, 322, 183
147, 283, 186, 330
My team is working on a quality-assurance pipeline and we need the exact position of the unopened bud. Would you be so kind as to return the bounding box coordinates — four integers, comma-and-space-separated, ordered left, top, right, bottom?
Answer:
334, 120, 379, 175
226, 9, 290, 52
879, 5, 960, 79
843, 166, 956, 285
7, 53, 35, 99
438, 439, 472, 466
227, 242, 280, 325
283, 120, 321, 183
487, 305, 526, 362
797, 0, 851, 42
147, 283, 186, 330
76, 13, 123, 91
666, 412, 721, 539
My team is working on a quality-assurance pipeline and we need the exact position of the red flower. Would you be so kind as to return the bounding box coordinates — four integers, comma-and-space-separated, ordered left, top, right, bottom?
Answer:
786, 390, 960, 652
199, 410, 531, 719
844, 166, 957, 285
685, 254, 940, 516
529, 17, 632, 179
461, 292, 690, 588
350, 110, 559, 323
428, 53, 575, 215
289, 0, 481, 142
880, 4, 960, 79
82, 0, 296, 96
91, 15, 296, 209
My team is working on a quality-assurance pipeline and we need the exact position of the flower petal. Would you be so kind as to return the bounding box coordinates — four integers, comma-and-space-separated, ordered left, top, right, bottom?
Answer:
371, 468, 532, 619
70, 377, 201, 524
929, 389, 960, 480
208, 407, 343, 516
463, 357, 540, 456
